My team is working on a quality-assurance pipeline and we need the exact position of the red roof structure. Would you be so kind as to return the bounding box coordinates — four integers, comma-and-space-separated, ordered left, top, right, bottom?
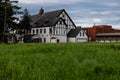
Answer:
84, 25, 120, 41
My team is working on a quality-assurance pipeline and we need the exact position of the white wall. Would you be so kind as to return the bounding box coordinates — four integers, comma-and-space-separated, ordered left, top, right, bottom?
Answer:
51, 39, 57, 43
31, 27, 51, 43
51, 35, 67, 43
68, 38, 76, 42
76, 38, 88, 42
76, 29, 88, 42
31, 26, 67, 43
59, 11, 75, 33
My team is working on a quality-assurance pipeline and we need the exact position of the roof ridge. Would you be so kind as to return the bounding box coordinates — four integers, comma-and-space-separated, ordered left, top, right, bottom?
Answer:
43, 9, 64, 15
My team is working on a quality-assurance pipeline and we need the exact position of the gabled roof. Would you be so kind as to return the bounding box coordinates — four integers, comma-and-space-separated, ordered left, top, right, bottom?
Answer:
30, 14, 41, 26
30, 9, 76, 28
67, 28, 81, 37
30, 9, 63, 27
36, 9, 63, 27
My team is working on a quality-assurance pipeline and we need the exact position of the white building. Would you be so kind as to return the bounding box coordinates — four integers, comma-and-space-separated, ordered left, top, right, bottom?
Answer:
67, 27, 88, 42
18, 8, 88, 43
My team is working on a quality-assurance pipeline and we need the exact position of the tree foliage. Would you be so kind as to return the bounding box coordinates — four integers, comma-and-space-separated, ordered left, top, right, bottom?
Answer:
0, 0, 21, 41
19, 8, 31, 31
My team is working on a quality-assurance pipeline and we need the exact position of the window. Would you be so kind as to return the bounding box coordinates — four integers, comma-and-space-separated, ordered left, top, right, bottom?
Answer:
63, 19, 65, 22
44, 38, 46, 43
8, 36, 13, 42
33, 29, 35, 34
40, 29, 42, 33
44, 29, 46, 33
64, 30, 66, 35
60, 21, 62, 24
49, 28, 52, 34
23, 30, 25, 34
83, 32, 84, 36
63, 14, 65, 18
36, 29, 38, 34
80, 32, 81, 36
29, 30, 31, 34
56, 30, 58, 34
45, 19, 50, 23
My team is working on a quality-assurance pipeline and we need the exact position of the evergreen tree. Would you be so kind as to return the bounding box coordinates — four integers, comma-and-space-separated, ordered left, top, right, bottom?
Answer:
20, 8, 31, 31
0, 0, 21, 41
0, 0, 4, 33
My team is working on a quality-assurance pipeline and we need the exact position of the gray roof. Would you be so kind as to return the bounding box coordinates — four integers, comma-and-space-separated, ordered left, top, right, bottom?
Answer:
96, 33, 120, 37
30, 9, 64, 27
67, 28, 81, 37
30, 14, 41, 26
30, 9, 76, 28
5, 33, 16, 36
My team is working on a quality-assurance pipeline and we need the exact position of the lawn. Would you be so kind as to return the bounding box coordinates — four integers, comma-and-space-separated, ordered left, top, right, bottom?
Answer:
0, 43, 120, 80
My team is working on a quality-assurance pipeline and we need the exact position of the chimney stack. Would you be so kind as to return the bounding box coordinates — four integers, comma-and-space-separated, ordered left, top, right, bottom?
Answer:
39, 7, 44, 15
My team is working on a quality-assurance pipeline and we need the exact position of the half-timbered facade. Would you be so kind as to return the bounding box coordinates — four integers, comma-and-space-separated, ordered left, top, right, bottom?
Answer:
30, 9, 76, 43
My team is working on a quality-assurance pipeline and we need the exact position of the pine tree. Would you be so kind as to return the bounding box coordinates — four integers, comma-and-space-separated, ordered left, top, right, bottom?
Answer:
20, 8, 31, 31
0, 0, 21, 42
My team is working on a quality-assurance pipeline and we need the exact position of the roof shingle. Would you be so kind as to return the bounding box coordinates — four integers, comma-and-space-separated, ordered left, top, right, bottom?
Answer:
30, 9, 64, 27
67, 28, 81, 37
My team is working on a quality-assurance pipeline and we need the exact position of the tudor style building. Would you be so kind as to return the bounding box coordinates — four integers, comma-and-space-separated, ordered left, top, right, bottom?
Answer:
22, 8, 87, 43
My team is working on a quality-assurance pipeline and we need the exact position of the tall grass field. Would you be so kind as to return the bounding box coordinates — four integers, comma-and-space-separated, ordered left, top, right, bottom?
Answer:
0, 43, 120, 80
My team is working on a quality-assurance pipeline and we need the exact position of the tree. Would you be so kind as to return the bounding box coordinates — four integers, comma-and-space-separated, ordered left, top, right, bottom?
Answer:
19, 8, 31, 34
0, 0, 21, 42
0, 0, 4, 34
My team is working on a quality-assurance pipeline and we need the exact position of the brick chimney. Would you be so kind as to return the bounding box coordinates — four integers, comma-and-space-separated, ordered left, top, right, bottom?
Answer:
39, 7, 44, 15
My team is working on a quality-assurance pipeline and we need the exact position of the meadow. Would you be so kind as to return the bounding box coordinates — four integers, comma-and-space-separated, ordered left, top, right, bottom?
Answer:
0, 43, 120, 80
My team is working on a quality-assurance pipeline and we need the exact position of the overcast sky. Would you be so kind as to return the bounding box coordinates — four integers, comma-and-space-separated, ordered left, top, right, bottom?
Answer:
17, 0, 120, 29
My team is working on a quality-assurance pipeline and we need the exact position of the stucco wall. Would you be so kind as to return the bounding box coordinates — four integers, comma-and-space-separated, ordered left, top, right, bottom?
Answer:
68, 38, 76, 42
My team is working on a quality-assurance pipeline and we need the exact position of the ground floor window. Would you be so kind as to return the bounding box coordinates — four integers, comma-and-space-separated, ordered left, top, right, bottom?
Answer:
44, 38, 46, 43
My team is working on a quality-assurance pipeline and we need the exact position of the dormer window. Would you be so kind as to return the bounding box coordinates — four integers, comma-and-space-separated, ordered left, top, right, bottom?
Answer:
45, 19, 50, 24
60, 21, 62, 24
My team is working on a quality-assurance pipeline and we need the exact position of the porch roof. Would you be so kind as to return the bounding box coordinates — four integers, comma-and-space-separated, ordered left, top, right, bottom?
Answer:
96, 33, 120, 37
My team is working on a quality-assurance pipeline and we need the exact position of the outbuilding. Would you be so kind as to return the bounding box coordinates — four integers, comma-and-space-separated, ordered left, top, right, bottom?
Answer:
67, 28, 88, 42
4, 33, 17, 44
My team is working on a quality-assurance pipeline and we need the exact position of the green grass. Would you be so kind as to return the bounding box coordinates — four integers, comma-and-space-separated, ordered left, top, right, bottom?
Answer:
0, 43, 120, 80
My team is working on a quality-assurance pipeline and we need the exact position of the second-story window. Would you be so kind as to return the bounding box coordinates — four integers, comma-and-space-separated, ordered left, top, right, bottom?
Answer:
56, 30, 58, 35
44, 28, 46, 33
60, 21, 62, 24
80, 32, 81, 36
33, 29, 35, 34
36, 29, 38, 34
83, 32, 84, 36
49, 28, 52, 34
63, 14, 65, 18
40, 29, 42, 33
